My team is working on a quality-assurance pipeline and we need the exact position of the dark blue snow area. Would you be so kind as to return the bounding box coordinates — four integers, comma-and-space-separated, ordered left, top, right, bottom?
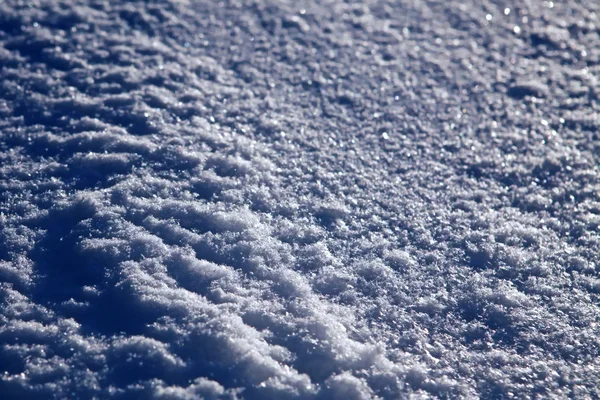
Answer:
1, 0, 600, 398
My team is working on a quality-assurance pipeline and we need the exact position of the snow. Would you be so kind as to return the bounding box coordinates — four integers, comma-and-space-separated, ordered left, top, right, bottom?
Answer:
1, 0, 600, 398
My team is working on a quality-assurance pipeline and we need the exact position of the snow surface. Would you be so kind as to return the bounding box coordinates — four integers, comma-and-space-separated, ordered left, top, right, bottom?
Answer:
1, 0, 600, 398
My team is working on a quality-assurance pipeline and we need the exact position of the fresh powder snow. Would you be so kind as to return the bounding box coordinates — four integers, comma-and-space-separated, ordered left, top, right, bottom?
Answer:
1, 1, 600, 399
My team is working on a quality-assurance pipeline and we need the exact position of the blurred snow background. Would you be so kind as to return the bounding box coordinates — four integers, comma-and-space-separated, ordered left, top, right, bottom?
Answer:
1, 0, 600, 398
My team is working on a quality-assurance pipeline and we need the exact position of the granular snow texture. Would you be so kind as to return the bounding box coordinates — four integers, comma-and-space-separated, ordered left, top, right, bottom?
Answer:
1, 0, 600, 398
